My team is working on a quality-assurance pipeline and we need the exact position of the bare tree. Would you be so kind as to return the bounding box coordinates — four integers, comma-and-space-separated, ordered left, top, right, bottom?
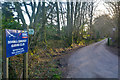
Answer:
55, 1, 60, 37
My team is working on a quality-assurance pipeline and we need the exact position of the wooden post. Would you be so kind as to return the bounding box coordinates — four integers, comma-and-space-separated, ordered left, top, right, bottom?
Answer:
23, 52, 28, 78
2, 29, 9, 79
23, 26, 29, 78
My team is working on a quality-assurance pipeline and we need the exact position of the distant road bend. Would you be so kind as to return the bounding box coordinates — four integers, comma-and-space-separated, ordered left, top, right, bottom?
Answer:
67, 39, 118, 78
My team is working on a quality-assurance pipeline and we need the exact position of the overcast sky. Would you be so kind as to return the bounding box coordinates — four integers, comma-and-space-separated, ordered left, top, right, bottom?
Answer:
94, 0, 110, 17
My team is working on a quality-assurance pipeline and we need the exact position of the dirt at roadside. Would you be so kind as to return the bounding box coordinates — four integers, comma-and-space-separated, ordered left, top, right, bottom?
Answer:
105, 44, 120, 78
55, 46, 83, 78
105, 44, 119, 57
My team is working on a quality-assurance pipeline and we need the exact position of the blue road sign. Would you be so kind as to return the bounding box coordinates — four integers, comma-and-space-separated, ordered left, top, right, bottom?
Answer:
6, 29, 28, 58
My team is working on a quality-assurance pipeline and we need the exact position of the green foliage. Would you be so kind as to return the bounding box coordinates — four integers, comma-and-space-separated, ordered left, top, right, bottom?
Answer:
2, 2, 23, 30
65, 36, 72, 47
47, 40, 66, 48
2, 16, 23, 30
2, 2, 14, 19
83, 34, 90, 39
52, 74, 61, 79
46, 25, 61, 40
0, 30, 1, 43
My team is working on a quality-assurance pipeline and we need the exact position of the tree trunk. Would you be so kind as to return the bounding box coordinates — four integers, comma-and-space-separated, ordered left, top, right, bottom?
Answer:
71, 2, 74, 44
66, 2, 71, 46
56, 2, 60, 37
89, 2, 94, 39
14, 2, 27, 29
41, 2, 47, 44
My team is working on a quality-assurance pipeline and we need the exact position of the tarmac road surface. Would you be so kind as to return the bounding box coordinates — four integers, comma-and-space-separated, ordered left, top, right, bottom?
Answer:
67, 39, 118, 78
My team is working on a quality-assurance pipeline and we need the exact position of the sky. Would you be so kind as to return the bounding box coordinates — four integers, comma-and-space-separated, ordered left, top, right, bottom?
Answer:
93, 0, 110, 18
